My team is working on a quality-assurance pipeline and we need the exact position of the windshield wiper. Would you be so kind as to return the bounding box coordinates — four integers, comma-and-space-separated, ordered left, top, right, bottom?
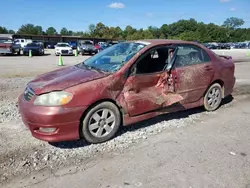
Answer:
76, 63, 108, 74
89, 66, 108, 74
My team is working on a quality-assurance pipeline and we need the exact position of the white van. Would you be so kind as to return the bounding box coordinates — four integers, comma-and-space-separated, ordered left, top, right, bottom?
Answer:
14, 39, 33, 49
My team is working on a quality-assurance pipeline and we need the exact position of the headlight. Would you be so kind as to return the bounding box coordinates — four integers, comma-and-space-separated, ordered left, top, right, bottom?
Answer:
34, 91, 73, 106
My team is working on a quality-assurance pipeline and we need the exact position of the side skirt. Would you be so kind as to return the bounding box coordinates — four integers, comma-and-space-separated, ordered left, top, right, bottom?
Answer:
123, 97, 204, 126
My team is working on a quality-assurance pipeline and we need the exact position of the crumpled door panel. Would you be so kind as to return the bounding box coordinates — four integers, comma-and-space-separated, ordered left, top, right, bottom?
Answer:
122, 72, 183, 117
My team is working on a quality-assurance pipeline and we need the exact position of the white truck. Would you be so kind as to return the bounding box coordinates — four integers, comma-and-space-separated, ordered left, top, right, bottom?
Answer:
14, 39, 33, 49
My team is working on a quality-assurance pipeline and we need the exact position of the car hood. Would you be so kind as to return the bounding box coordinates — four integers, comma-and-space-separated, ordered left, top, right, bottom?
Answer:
81, 44, 95, 48
28, 66, 107, 95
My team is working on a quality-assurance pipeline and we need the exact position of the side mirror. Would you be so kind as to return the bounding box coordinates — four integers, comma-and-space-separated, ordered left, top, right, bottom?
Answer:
131, 66, 137, 75
124, 69, 130, 79
124, 66, 136, 79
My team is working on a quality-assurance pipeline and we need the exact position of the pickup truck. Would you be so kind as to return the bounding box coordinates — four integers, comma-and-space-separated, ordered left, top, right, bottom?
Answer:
0, 37, 22, 55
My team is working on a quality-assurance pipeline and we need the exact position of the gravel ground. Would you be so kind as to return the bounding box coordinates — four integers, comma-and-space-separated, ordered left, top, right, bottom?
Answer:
0, 51, 250, 186
0, 77, 33, 123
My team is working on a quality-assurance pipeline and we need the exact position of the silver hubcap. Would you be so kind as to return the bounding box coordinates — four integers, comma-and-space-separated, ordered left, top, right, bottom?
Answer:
207, 87, 221, 108
89, 109, 116, 138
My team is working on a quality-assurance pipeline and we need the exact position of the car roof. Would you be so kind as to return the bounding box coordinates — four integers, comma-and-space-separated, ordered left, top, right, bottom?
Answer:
132, 39, 200, 46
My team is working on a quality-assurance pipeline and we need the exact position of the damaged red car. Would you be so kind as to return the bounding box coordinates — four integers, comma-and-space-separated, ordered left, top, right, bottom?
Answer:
18, 40, 235, 144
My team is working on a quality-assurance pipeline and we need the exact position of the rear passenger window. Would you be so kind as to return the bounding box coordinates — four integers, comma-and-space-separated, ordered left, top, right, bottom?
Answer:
174, 45, 210, 67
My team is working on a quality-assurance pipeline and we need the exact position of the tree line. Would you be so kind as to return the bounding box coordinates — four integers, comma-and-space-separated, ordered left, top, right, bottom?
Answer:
0, 17, 249, 43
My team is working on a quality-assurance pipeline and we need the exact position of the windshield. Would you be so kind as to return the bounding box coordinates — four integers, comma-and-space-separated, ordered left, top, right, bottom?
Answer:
76, 42, 146, 73
57, 44, 70, 47
26, 43, 39, 47
83, 41, 92, 44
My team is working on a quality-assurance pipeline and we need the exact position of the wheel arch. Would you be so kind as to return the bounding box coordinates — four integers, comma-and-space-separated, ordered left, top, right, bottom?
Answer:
79, 98, 124, 139
210, 79, 225, 98
204, 79, 225, 99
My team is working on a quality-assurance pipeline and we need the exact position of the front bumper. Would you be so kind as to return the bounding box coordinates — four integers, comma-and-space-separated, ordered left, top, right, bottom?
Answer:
0, 48, 12, 54
23, 50, 41, 55
82, 49, 98, 54
18, 94, 88, 142
55, 50, 73, 55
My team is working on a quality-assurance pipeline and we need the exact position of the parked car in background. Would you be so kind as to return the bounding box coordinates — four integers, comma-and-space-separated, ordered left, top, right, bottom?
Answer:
94, 43, 101, 52
238, 43, 247, 49
80, 41, 98, 55
106, 41, 118, 47
247, 42, 250, 49
23, 42, 45, 56
219, 43, 230, 49
203, 44, 217, 49
0, 37, 21, 55
14, 39, 32, 49
18, 39, 235, 144
46, 42, 57, 49
98, 43, 110, 52
55, 43, 73, 56
68, 41, 78, 49
98, 41, 106, 45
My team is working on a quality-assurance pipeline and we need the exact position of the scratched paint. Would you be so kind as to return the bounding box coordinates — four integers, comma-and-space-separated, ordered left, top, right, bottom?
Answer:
174, 63, 214, 104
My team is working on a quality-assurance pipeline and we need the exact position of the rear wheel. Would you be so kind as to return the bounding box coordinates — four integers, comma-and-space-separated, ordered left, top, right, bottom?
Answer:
204, 83, 222, 111
81, 102, 121, 144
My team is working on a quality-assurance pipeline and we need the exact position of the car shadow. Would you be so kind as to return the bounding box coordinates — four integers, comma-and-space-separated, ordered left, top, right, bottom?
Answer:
22, 53, 51, 56
0, 54, 22, 57
49, 95, 234, 149
41, 53, 51, 56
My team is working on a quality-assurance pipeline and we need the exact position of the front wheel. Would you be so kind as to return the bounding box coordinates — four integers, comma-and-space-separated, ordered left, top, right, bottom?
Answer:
81, 102, 121, 144
204, 83, 222, 111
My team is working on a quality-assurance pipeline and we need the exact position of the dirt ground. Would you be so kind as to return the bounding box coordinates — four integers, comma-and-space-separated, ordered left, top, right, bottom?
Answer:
0, 50, 250, 188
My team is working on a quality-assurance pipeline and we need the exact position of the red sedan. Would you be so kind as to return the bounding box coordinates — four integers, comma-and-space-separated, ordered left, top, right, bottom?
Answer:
18, 40, 235, 144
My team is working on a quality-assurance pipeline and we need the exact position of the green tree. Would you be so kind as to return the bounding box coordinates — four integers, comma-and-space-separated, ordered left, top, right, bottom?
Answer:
35, 26, 43, 35
179, 31, 200, 41
0, 26, 8, 34
8, 30, 15, 34
124, 25, 137, 39
222, 17, 245, 30
46, 27, 57, 35
88, 24, 96, 36
60, 27, 70, 35
160, 24, 169, 39
148, 26, 161, 38
95, 22, 106, 37
68, 30, 73, 36
17, 24, 43, 35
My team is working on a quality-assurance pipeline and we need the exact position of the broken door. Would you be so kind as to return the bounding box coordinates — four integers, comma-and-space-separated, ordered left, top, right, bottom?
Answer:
122, 46, 183, 117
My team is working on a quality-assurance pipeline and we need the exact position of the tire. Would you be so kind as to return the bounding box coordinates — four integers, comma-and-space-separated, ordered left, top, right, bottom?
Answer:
81, 102, 121, 144
17, 51, 21, 55
204, 83, 222, 111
